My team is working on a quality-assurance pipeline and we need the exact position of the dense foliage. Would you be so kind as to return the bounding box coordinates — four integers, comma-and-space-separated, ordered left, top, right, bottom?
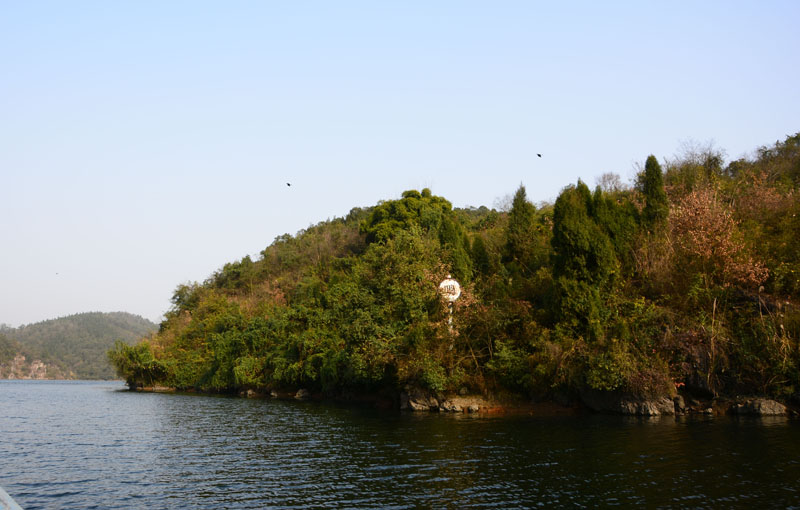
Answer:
6, 312, 156, 379
112, 135, 800, 402
0, 333, 26, 364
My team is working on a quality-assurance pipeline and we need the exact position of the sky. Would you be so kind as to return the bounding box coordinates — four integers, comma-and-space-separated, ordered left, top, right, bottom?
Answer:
1, 1, 799, 327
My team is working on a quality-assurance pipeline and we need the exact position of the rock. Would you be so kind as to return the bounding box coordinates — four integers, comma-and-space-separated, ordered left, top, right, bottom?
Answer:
673, 395, 686, 414
733, 398, 786, 416
407, 400, 426, 411
400, 390, 438, 411
581, 390, 675, 416
439, 400, 463, 413
621, 398, 676, 416
467, 404, 480, 413
399, 392, 410, 410
295, 389, 310, 400
0, 354, 55, 380
458, 387, 468, 396
270, 390, 279, 398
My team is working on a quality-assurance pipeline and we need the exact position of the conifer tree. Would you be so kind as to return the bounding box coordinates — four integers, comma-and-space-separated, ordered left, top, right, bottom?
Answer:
439, 215, 473, 281
504, 185, 536, 270
551, 181, 617, 285
471, 235, 491, 276
642, 155, 668, 229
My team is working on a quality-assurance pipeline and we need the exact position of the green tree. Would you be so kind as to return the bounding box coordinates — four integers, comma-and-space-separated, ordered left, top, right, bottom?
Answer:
504, 185, 536, 265
108, 340, 166, 388
551, 181, 618, 285
470, 235, 491, 276
641, 155, 668, 229
360, 189, 452, 244
439, 215, 473, 281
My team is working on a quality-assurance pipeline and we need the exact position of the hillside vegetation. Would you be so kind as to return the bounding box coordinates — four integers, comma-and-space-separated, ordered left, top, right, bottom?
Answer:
4, 312, 156, 379
111, 134, 800, 403
0, 333, 26, 363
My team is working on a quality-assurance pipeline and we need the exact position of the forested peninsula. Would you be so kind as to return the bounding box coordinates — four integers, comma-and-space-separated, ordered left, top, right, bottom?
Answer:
111, 135, 800, 414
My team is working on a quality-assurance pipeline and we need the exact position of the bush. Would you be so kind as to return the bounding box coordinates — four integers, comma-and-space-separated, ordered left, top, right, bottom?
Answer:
108, 341, 165, 387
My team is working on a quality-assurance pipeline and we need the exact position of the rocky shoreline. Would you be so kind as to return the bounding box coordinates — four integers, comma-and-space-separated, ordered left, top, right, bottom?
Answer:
130, 382, 800, 419
0, 354, 69, 380
579, 390, 797, 418
395, 388, 799, 418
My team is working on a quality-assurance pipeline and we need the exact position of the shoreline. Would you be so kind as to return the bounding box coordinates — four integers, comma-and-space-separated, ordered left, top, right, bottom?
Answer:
126, 383, 800, 419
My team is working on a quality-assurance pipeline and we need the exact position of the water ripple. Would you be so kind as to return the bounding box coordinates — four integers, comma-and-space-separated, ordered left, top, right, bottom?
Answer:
2, 381, 800, 508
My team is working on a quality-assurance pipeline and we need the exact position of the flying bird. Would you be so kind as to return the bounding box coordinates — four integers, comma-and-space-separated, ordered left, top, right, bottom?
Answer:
286, 182, 291, 187
537, 153, 542, 158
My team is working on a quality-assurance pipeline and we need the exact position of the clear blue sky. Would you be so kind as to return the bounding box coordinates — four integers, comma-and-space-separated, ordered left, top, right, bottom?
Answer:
1, 1, 798, 326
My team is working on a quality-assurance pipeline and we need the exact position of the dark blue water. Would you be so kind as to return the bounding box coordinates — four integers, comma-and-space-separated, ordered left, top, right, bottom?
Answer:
1, 381, 799, 509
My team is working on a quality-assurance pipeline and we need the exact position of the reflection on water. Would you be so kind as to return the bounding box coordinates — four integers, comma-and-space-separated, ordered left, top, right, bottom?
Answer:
1, 381, 799, 509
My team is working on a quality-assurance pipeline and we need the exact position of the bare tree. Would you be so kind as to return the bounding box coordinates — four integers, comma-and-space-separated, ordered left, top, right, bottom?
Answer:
493, 193, 514, 212
595, 172, 625, 193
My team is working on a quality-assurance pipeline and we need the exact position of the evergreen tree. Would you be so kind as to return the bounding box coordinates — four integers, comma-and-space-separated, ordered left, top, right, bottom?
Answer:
641, 155, 668, 229
503, 185, 537, 274
551, 181, 617, 285
470, 235, 491, 276
589, 186, 640, 275
439, 216, 473, 281
551, 181, 619, 340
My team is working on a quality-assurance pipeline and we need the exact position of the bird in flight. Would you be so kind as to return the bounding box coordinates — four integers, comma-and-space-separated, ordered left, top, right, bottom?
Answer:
286, 182, 291, 187
537, 153, 542, 158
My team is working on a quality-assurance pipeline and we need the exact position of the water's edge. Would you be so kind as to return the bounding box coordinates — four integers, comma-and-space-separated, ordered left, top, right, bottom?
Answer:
127, 382, 800, 419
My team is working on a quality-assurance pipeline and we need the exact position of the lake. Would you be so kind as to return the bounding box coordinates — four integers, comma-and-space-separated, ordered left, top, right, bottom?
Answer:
1, 380, 799, 509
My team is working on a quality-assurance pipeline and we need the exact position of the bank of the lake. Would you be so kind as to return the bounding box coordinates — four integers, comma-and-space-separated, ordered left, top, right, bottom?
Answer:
2, 380, 800, 509
129, 381, 800, 420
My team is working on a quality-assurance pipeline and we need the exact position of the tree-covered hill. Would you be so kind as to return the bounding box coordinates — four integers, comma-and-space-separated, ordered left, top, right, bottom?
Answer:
0, 333, 27, 364
6, 312, 157, 379
0, 332, 70, 379
111, 134, 800, 405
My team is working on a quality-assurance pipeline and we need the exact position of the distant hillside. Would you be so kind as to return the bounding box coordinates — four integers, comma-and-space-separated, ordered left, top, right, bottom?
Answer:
0, 333, 25, 362
4, 312, 156, 379
1, 329, 70, 379
0, 332, 70, 379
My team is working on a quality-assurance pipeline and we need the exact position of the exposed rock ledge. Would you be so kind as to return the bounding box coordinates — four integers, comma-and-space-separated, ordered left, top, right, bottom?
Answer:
399, 388, 526, 414
731, 398, 787, 416
580, 389, 675, 416
0, 354, 65, 380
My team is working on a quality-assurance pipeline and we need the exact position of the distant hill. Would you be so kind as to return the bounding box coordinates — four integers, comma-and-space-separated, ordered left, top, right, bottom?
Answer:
2, 312, 157, 380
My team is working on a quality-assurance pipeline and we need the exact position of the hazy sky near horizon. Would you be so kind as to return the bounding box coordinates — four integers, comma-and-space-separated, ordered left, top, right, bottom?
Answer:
2, 1, 799, 327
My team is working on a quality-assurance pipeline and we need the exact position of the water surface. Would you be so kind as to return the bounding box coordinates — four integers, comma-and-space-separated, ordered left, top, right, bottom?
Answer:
1, 381, 799, 509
